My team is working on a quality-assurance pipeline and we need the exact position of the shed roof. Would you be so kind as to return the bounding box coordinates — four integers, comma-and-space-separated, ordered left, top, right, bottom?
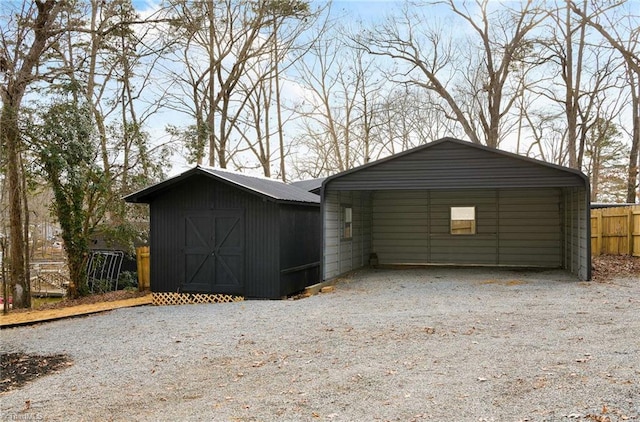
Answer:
323, 137, 589, 191
290, 177, 326, 193
124, 166, 320, 205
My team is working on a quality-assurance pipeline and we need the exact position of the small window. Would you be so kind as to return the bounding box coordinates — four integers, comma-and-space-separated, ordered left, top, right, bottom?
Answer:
451, 206, 476, 235
341, 205, 353, 240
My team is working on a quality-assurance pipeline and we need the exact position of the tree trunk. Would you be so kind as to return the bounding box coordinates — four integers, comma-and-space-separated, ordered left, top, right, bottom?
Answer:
21, 157, 31, 307
2, 104, 28, 308
273, 18, 286, 181
0, 0, 62, 308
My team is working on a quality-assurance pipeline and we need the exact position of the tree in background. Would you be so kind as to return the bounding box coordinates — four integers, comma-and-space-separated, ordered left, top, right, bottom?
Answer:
358, 0, 545, 148
0, 0, 65, 308
570, 1, 640, 202
233, 0, 317, 179
583, 118, 628, 202
27, 95, 108, 298
161, 0, 314, 170
293, 31, 374, 174
1, 0, 170, 307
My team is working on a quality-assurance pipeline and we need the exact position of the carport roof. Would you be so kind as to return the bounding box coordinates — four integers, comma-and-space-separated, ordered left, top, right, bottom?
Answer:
322, 137, 589, 191
124, 166, 320, 205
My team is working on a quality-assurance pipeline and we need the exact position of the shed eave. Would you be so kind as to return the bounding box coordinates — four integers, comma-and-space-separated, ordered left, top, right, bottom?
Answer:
123, 167, 319, 205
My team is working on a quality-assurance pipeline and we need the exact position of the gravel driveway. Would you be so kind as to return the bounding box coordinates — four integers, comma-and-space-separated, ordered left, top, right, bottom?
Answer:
1, 268, 639, 422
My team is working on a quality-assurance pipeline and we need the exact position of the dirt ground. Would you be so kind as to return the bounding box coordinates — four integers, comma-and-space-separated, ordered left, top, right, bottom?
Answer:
0, 353, 72, 394
591, 255, 640, 281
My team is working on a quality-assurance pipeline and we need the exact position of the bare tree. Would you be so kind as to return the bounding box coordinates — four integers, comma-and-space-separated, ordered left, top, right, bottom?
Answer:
233, 0, 318, 179
525, 0, 622, 172
161, 0, 309, 169
372, 86, 463, 158
358, 0, 545, 148
0, 0, 65, 308
570, 0, 640, 202
293, 29, 383, 175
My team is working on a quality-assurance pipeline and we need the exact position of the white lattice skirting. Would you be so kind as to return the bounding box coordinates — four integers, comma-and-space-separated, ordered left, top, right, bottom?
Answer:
151, 292, 244, 306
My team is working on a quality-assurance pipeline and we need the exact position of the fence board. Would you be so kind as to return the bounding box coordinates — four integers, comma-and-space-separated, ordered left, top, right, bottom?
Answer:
136, 246, 150, 291
590, 205, 640, 257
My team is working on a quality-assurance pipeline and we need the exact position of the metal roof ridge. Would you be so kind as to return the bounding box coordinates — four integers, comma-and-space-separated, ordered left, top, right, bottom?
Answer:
197, 166, 319, 203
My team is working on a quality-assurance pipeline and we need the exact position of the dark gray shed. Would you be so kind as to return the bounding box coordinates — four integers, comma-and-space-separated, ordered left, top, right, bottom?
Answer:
125, 166, 321, 299
321, 137, 591, 281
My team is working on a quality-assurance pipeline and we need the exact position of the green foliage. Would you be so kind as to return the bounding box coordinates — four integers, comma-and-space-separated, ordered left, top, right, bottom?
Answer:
27, 95, 108, 297
166, 123, 208, 164
261, 0, 310, 18
118, 271, 138, 290
91, 279, 114, 294
584, 118, 630, 202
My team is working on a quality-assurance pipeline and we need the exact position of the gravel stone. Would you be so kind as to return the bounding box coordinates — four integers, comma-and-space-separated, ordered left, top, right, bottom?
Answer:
1, 267, 639, 421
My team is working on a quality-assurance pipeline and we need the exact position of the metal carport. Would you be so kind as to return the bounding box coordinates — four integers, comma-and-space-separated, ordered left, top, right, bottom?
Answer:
321, 138, 591, 281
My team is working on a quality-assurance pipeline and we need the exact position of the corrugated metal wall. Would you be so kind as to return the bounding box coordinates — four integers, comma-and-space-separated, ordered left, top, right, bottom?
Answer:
498, 189, 562, 267
323, 190, 371, 279
427, 190, 500, 265
149, 175, 281, 298
563, 187, 590, 280
372, 190, 429, 264
323, 187, 574, 278
370, 188, 561, 267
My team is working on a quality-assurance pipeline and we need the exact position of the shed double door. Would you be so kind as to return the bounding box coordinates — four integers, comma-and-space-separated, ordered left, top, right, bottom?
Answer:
181, 210, 244, 294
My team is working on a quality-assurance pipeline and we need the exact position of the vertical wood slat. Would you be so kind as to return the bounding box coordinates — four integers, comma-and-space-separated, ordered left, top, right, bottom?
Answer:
590, 205, 640, 256
596, 213, 602, 256
136, 246, 150, 291
628, 209, 633, 257
634, 208, 640, 257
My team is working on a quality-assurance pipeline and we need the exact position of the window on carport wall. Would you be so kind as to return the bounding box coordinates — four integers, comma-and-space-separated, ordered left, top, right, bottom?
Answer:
341, 205, 352, 240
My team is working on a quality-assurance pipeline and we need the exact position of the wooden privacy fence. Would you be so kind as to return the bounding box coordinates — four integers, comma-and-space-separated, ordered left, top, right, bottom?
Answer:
136, 246, 150, 291
591, 205, 640, 257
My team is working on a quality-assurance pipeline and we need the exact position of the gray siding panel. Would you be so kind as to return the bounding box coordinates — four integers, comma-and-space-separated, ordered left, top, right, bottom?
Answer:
327, 141, 585, 191
429, 190, 498, 264
373, 191, 429, 264
498, 189, 561, 267
365, 188, 565, 268
323, 191, 340, 279
563, 187, 590, 280
323, 190, 372, 279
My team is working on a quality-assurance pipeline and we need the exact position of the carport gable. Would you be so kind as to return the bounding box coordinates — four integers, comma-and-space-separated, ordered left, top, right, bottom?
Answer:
320, 138, 590, 281
323, 137, 586, 191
